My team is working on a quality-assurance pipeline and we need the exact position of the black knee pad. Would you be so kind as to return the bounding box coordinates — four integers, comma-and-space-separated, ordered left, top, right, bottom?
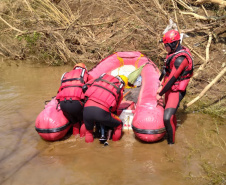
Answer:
163, 108, 176, 123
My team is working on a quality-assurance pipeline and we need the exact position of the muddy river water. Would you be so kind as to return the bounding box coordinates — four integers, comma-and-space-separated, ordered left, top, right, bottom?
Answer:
0, 61, 225, 185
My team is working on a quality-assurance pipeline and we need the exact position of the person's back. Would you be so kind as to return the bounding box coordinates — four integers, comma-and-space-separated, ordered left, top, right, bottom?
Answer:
56, 64, 90, 102
83, 74, 128, 143
56, 63, 93, 136
84, 73, 125, 112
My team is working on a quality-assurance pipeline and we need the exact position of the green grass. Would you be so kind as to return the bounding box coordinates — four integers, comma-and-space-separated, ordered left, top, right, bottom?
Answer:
183, 95, 226, 120
200, 160, 226, 185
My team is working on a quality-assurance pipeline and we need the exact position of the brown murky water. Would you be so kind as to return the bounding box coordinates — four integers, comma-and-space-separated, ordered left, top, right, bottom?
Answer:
0, 61, 225, 185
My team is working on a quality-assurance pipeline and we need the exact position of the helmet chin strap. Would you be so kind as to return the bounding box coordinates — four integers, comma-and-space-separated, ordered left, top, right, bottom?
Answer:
169, 41, 180, 53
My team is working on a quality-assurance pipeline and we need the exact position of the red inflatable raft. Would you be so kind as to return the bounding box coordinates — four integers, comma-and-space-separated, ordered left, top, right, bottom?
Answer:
35, 51, 165, 142
89, 51, 166, 142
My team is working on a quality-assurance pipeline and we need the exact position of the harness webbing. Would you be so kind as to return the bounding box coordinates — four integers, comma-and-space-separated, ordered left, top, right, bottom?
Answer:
93, 84, 117, 99
159, 50, 193, 81
62, 78, 83, 83
98, 78, 119, 91
60, 85, 83, 91
87, 74, 123, 107
61, 68, 86, 84
96, 73, 121, 94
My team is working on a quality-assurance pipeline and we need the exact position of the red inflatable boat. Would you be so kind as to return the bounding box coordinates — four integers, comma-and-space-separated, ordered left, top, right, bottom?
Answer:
35, 51, 165, 142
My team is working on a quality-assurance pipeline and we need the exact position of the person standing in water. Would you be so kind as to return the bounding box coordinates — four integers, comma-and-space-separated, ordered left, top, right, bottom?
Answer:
157, 30, 194, 144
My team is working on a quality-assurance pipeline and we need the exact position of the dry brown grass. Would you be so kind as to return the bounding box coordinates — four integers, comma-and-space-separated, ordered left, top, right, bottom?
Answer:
0, 0, 225, 64
0, 0, 225, 114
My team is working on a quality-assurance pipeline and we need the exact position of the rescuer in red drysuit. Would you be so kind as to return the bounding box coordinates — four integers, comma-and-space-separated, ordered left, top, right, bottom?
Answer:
82, 74, 128, 143
157, 30, 194, 145
56, 63, 93, 137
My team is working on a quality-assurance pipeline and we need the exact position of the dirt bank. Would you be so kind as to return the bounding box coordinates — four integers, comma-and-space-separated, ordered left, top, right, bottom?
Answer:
0, 0, 225, 117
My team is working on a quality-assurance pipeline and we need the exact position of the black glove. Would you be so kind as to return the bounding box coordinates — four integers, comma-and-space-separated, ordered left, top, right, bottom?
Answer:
82, 84, 88, 93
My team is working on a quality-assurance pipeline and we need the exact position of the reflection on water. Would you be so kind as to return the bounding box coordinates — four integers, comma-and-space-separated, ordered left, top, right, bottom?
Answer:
0, 61, 225, 185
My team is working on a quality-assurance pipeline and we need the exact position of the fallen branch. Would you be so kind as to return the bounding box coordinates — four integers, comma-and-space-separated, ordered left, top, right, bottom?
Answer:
100, 19, 132, 44
0, 43, 20, 58
35, 0, 72, 26
171, 0, 181, 33
108, 29, 134, 55
205, 32, 212, 62
0, 43, 10, 56
124, 0, 157, 36
192, 32, 212, 80
183, 40, 206, 62
185, 67, 226, 108
23, 0, 33, 13
73, 19, 120, 28
174, 0, 194, 12
180, 11, 216, 21
201, 5, 209, 17
16, 19, 119, 37
181, 22, 221, 33
152, 0, 168, 17
0, 16, 24, 33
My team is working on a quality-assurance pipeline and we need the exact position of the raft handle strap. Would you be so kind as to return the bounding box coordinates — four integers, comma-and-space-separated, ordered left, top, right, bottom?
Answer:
44, 100, 51, 105
115, 53, 124, 66
135, 54, 144, 69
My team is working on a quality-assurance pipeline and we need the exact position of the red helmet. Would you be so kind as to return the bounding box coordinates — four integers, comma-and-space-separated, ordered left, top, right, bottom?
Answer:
73, 63, 87, 70
162, 30, 180, 44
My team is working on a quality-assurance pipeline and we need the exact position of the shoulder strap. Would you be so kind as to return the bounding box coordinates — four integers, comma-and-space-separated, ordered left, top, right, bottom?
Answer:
61, 68, 86, 84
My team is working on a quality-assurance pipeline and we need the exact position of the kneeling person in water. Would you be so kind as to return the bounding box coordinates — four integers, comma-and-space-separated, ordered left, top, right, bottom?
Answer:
83, 74, 128, 143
